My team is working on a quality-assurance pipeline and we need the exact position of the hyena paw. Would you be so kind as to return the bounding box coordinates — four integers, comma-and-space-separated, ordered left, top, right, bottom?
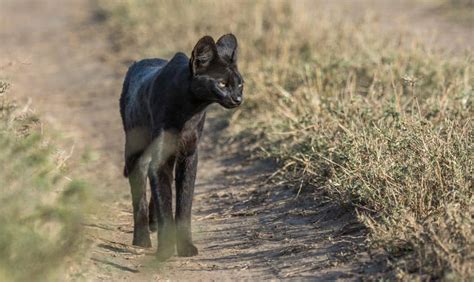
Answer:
156, 245, 175, 261
132, 235, 152, 248
177, 242, 198, 257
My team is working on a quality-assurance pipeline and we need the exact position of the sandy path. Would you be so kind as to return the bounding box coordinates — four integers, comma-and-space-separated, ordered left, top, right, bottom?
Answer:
0, 0, 471, 281
0, 0, 367, 280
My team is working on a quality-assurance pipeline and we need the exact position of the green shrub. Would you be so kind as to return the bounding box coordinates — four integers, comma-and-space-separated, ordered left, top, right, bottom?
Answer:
0, 82, 89, 281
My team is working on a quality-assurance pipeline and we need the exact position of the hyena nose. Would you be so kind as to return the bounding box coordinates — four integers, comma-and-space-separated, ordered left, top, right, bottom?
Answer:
232, 95, 242, 104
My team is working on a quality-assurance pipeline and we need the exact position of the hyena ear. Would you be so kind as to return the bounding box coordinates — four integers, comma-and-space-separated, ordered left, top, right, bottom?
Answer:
216, 33, 238, 64
190, 35, 218, 75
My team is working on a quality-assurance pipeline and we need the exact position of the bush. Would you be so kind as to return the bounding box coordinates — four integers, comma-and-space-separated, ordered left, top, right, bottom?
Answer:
0, 82, 89, 281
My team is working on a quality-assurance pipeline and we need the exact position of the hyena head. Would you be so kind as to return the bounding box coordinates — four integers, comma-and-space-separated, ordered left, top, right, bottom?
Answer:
190, 34, 244, 109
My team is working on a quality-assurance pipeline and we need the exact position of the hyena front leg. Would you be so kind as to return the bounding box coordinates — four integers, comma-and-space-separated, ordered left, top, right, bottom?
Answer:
149, 157, 176, 261
148, 196, 158, 232
147, 130, 179, 260
128, 159, 152, 248
175, 151, 199, 257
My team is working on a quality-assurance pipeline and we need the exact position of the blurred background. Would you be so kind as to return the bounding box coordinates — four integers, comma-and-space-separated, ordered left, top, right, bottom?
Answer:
0, 0, 472, 281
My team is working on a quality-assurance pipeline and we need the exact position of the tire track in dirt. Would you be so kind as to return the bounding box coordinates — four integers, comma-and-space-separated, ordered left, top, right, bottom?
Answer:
1, 0, 471, 281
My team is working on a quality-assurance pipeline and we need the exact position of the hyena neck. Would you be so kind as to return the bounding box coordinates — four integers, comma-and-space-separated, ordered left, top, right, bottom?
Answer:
153, 58, 211, 132
172, 76, 210, 126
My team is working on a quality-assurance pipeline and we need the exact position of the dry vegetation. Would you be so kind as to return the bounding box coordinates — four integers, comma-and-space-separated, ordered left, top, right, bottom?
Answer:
0, 82, 89, 281
97, 0, 472, 279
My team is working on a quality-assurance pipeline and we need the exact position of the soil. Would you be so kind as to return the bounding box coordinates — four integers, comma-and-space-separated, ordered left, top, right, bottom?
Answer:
0, 0, 471, 280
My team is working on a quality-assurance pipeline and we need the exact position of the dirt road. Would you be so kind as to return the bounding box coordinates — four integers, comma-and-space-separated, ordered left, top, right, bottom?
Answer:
0, 0, 471, 280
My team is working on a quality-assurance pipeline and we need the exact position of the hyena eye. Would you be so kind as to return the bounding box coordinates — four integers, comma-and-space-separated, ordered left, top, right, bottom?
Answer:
218, 81, 226, 88
238, 83, 243, 88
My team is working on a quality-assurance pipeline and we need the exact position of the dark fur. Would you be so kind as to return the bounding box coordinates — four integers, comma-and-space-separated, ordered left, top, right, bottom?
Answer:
119, 34, 243, 260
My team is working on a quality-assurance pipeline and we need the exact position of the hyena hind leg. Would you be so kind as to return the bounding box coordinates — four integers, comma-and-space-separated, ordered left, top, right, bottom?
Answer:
124, 127, 153, 245
128, 159, 152, 248
149, 157, 176, 261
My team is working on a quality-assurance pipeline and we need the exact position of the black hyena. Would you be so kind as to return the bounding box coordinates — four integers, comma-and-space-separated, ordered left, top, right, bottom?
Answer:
119, 34, 243, 260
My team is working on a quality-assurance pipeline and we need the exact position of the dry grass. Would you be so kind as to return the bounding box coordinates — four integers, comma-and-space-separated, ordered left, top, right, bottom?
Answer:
97, 0, 473, 279
0, 82, 90, 281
